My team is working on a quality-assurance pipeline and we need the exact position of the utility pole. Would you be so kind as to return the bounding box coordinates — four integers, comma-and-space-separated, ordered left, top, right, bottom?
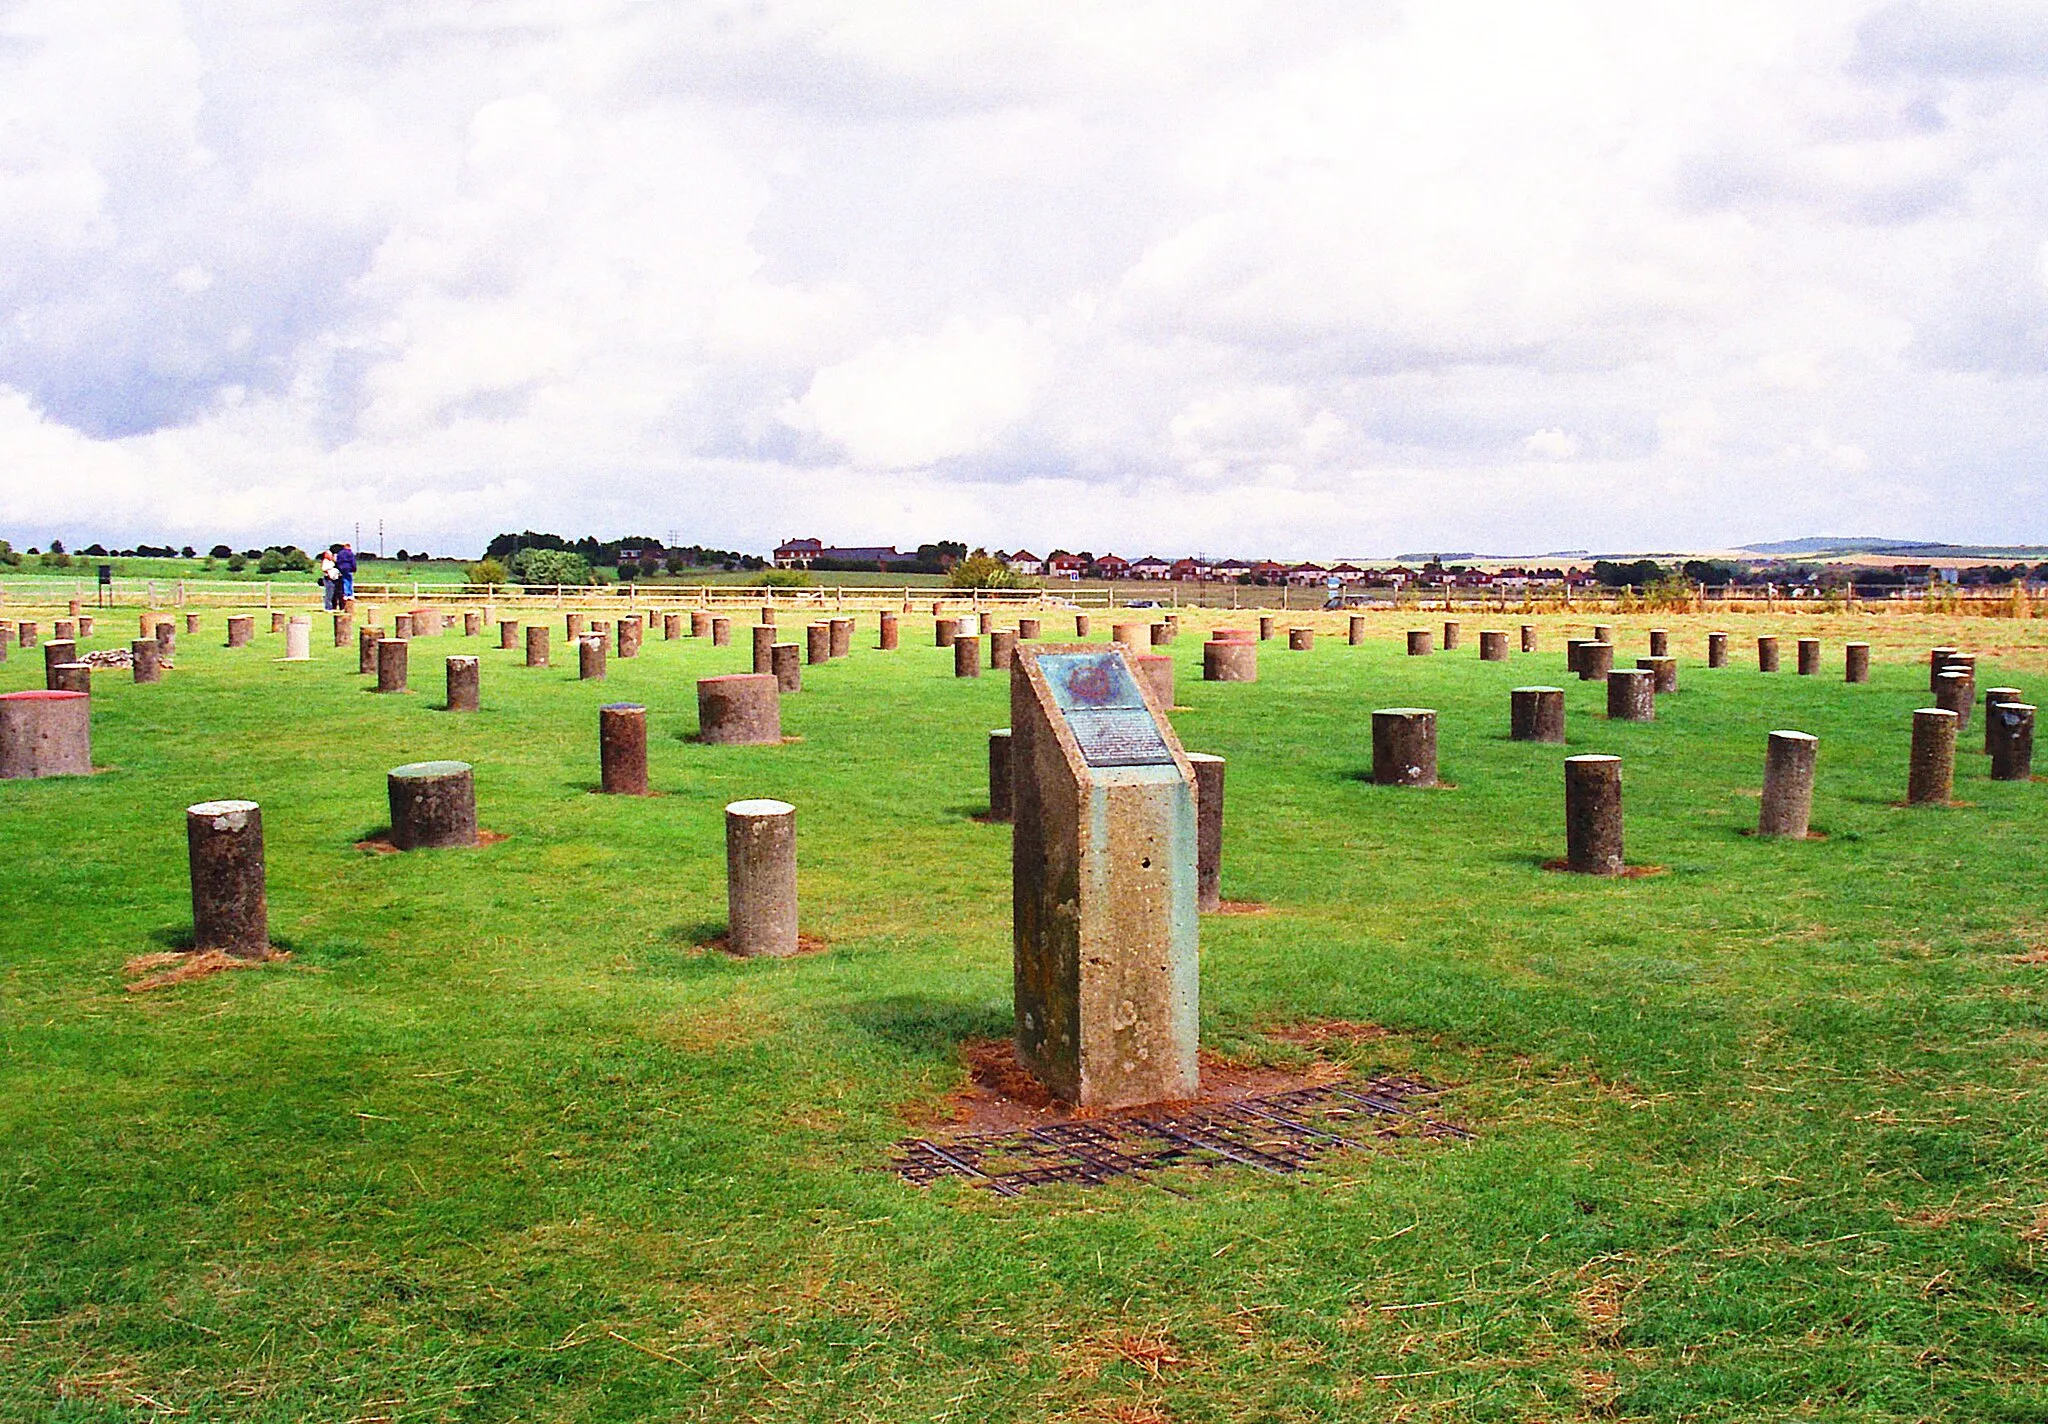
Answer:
378, 520, 385, 558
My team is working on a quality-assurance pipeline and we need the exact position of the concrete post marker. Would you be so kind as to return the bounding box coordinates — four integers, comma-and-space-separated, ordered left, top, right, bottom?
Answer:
988, 728, 1013, 822
698, 674, 782, 744
1187, 751, 1226, 914
1845, 643, 1870, 683
376, 638, 408, 693
132, 639, 162, 683
187, 800, 268, 958
1758, 731, 1818, 838
1564, 755, 1624, 874
1511, 686, 1565, 743
1797, 638, 1821, 676
1479, 629, 1508, 661
1579, 642, 1614, 681
1757, 636, 1780, 672
599, 703, 650, 794
1708, 632, 1729, 668
579, 635, 607, 681
1407, 629, 1433, 656
1989, 702, 2035, 782
1608, 668, 1654, 721
0, 690, 91, 778
955, 633, 983, 678
1203, 639, 1257, 682
387, 761, 480, 849
1907, 708, 1957, 805
726, 799, 799, 958
771, 643, 801, 693
1372, 708, 1438, 787
446, 656, 480, 712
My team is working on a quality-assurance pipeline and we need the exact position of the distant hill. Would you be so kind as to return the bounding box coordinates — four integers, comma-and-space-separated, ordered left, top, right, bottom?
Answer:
1737, 536, 1934, 555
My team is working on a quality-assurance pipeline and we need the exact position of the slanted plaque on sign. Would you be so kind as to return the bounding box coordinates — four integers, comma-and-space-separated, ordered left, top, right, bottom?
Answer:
1039, 652, 1176, 767
1011, 644, 1199, 1110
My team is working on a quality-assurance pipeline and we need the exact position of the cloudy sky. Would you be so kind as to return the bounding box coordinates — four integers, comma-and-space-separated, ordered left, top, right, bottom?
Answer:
3, 0, 2046, 560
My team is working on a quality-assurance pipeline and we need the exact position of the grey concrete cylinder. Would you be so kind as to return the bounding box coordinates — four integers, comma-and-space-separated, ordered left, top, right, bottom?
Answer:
600, 703, 650, 793
525, 625, 551, 667
393, 613, 414, 640
1648, 628, 1669, 657
1707, 632, 1728, 668
698, 673, 782, 744
1846, 642, 1870, 683
1371, 708, 1438, 787
1188, 751, 1225, 913
758, 605, 776, 626
1479, 629, 1508, 661
1797, 638, 1821, 676
1638, 656, 1678, 695
711, 616, 731, 647
1930, 646, 1960, 692
464, 611, 482, 638
616, 617, 641, 658
1989, 702, 2035, 782
771, 643, 801, 693
1757, 636, 1780, 672
387, 761, 479, 849
227, 615, 253, 648
991, 627, 1017, 670
1112, 621, 1146, 647
1350, 614, 1367, 645
1134, 653, 1174, 709
936, 617, 958, 647
155, 622, 176, 661
1203, 639, 1257, 682
1907, 708, 1957, 805
879, 612, 899, 650
42, 639, 76, 687
1984, 687, 2023, 753
1288, 627, 1314, 651
335, 613, 353, 647
1607, 667, 1655, 721
17, 621, 36, 648
131, 638, 162, 683
51, 662, 90, 694
692, 610, 712, 638
579, 634, 607, 680
49, 619, 73, 642
1936, 669, 1973, 730
0, 691, 91, 778
284, 618, 311, 661
988, 728, 1013, 822
726, 799, 798, 958
177, 613, 194, 636
807, 623, 831, 665
1018, 617, 1040, 640
499, 619, 519, 649
1511, 686, 1566, 743
270, 611, 287, 634
1259, 615, 1275, 641
1579, 642, 1614, 681
446, 656, 480, 712
1442, 620, 1461, 650
1521, 624, 1537, 653
830, 618, 852, 659
565, 612, 587, 639
376, 638, 408, 693
359, 627, 379, 674
187, 799, 268, 958
1758, 731, 1818, 838
1075, 613, 1091, 637
663, 612, 682, 640
1407, 629, 1433, 656
954, 633, 983, 678
1593, 624, 1613, 646
1565, 637, 1587, 674
753, 623, 777, 673
1564, 755, 1624, 875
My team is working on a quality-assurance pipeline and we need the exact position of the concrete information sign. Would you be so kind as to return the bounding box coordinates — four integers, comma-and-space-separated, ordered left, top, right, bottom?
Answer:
1011, 646, 1199, 1108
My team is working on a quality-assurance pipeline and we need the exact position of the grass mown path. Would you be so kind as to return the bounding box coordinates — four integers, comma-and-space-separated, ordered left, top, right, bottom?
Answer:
3, 609, 2046, 1421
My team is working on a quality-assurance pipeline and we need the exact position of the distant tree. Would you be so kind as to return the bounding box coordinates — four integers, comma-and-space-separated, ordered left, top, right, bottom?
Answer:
39, 547, 71, 568
1593, 559, 1663, 587
210, 544, 233, 559
226, 554, 247, 572
466, 557, 508, 586
81, 543, 107, 557
0, 540, 15, 567
948, 550, 1024, 589
510, 547, 593, 586
1680, 559, 1739, 584
757, 568, 813, 587
180, 546, 195, 559
49, 539, 64, 555
393, 549, 409, 561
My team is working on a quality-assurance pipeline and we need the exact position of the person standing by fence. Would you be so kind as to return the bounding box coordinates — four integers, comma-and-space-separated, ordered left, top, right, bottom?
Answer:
336, 543, 357, 605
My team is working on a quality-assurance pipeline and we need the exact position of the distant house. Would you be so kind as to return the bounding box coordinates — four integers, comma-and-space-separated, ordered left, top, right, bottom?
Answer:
1327, 563, 1364, 584
819, 545, 918, 568
1129, 555, 1173, 580
1210, 558, 1251, 581
1285, 562, 1328, 586
618, 541, 662, 563
1249, 560, 1288, 584
1005, 549, 1045, 576
774, 538, 824, 568
1171, 558, 1209, 582
1091, 553, 1133, 580
1045, 550, 1086, 579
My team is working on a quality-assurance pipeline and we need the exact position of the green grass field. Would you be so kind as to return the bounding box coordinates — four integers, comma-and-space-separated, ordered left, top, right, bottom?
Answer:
3, 608, 2046, 1421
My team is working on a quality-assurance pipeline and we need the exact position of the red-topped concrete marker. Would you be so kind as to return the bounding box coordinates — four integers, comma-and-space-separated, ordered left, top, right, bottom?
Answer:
0, 690, 92, 778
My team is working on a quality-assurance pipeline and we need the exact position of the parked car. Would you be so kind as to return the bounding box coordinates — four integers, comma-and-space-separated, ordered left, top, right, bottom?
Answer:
1124, 599, 1162, 609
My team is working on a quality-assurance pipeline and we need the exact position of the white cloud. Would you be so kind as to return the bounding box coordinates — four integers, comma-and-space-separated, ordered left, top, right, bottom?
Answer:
0, 0, 2046, 557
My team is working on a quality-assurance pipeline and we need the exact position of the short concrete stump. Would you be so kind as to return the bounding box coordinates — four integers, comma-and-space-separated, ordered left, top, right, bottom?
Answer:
42, 640, 76, 687
284, 618, 312, 661
1579, 642, 1614, 681
988, 728, 1013, 821
566, 613, 587, 639
1511, 686, 1565, 743
1648, 628, 1669, 657
699, 673, 782, 744
1984, 687, 2023, 753
1797, 638, 1821, 676
465, 611, 482, 638
1288, 627, 1313, 651
227, 615, 253, 648
51, 662, 90, 694
499, 619, 519, 649
692, 610, 712, 638
1936, 670, 1974, 730
132, 639, 162, 683
1349, 615, 1367, 645
579, 635, 607, 680
49, 619, 72, 642
1638, 655, 1678, 695
1213, 628, 1255, 643
270, 611, 287, 634
663, 613, 682, 640
1203, 639, 1257, 682
1371, 708, 1437, 787
1074, 614, 1091, 637
1134, 652, 1174, 709
358, 627, 379, 674
1018, 617, 1040, 640
1442, 620, 1461, 650
17, 622, 38, 649
807, 623, 831, 665
879, 612, 899, 650
1607, 668, 1654, 721
1112, 621, 1146, 648
1908, 708, 1957, 804
1758, 731, 1818, 837
1929, 647, 1960, 692
1757, 636, 1780, 673
991, 627, 1018, 670
954, 633, 983, 678
525, 626, 550, 668
1188, 751, 1225, 913
617, 617, 642, 658
387, 761, 479, 849
0, 690, 91, 778
752, 623, 776, 673
1707, 632, 1728, 668
1989, 702, 2035, 781
758, 605, 775, 627
1593, 624, 1613, 646
335, 613, 354, 648
830, 618, 852, 659
1259, 615, 1275, 641
1479, 629, 1508, 661
1521, 624, 1537, 653
711, 616, 731, 646
1564, 755, 1624, 874
726, 799, 798, 957
446, 656, 480, 712
1406, 629, 1432, 656
154, 623, 175, 660
1566, 638, 1587, 674
187, 800, 268, 957
394, 613, 414, 639
771, 643, 801, 693
376, 638, 409, 692
600, 703, 650, 793
936, 617, 959, 648
1846, 642, 1870, 683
